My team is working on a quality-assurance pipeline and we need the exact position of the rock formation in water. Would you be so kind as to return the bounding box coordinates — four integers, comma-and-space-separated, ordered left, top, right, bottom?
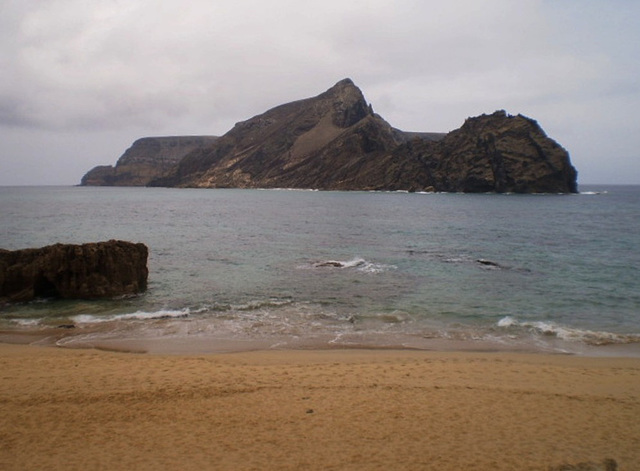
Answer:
0, 240, 148, 303
81, 136, 219, 186
82, 79, 578, 193
391, 110, 578, 193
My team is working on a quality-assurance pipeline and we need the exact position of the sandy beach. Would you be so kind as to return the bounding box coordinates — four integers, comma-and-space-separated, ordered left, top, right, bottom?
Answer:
1, 344, 638, 470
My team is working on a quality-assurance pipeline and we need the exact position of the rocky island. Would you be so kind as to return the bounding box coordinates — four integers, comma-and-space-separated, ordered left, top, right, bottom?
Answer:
81, 79, 578, 193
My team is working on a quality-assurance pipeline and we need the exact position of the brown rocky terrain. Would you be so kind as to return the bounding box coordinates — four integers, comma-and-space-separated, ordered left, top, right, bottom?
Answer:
392, 110, 579, 193
82, 79, 578, 193
81, 136, 218, 186
0, 240, 148, 303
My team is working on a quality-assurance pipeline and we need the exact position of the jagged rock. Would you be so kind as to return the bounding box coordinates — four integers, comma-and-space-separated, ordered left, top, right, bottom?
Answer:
85, 79, 578, 193
393, 110, 578, 193
476, 259, 502, 268
0, 240, 148, 303
314, 261, 346, 268
81, 136, 218, 186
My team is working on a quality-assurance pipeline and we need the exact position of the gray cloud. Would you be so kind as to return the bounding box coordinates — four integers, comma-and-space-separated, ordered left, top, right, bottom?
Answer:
1, 0, 639, 185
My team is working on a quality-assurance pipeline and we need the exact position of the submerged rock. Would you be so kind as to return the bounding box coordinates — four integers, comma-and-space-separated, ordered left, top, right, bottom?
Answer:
476, 259, 502, 268
314, 261, 347, 268
0, 240, 148, 303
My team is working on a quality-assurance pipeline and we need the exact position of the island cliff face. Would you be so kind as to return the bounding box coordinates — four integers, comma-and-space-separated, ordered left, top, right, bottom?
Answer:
83, 79, 578, 193
81, 136, 219, 186
391, 110, 578, 193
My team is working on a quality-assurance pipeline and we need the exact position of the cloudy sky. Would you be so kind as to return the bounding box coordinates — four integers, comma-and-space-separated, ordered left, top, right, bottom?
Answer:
1, 0, 638, 186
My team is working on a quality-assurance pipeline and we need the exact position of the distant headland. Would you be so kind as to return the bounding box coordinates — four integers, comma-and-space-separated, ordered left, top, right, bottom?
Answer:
81, 79, 578, 193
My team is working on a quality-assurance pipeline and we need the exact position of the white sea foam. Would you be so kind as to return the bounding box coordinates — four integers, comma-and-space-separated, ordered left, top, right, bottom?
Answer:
496, 316, 518, 327
72, 308, 192, 324
497, 316, 640, 345
68, 300, 297, 326
229, 298, 294, 311
309, 257, 395, 273
11, 318, 42, 326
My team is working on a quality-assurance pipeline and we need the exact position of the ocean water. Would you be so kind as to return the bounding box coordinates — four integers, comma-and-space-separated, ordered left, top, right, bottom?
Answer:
1, 185, 639, 355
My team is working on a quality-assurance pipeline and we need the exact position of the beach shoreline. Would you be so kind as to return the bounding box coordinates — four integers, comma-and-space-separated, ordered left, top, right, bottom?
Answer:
1, 342, 639, 470
3, 325, 640, 358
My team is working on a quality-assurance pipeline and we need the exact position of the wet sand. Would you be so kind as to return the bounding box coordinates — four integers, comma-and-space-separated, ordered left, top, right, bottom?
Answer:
1, 343, 639, 470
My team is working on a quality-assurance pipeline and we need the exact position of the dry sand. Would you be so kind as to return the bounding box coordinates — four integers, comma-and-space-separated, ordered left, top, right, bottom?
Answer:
1, 344, 639, 470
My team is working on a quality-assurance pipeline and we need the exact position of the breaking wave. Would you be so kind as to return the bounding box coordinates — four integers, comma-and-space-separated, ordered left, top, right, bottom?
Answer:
497, 316, 640, 346
69, 299, 297, 325
307, 257, 395, 274
72, 308, 194, 324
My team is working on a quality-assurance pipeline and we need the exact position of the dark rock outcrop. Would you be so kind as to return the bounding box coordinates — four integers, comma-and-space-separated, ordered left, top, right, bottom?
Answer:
0, 240, 148, 303
84, 79, 578, 193
392, 110, 578, 193
81, 136, 218, 186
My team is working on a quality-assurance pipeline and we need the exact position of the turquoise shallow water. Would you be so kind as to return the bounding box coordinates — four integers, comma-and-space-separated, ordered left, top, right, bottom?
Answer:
1, 185, 639, 354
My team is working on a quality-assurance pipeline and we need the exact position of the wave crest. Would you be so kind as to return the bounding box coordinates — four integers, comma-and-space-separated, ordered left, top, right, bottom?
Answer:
309, 257, 395, 273
497, 316, 640, 345
72, 308, 193, 324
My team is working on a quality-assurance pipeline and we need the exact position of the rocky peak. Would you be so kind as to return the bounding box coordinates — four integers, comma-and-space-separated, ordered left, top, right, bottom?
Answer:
424, 110, 578, 193
459, 110, 542, 136
320, 78, 373, 127
332, 77, 356, 88
321, 78, 360, 99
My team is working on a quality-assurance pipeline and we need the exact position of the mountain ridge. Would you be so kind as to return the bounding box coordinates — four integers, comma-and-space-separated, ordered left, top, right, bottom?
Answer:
81, 79, 577, 193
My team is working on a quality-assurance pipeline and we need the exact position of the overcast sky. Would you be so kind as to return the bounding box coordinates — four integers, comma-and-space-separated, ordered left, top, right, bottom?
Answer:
1, 0, 638, 186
